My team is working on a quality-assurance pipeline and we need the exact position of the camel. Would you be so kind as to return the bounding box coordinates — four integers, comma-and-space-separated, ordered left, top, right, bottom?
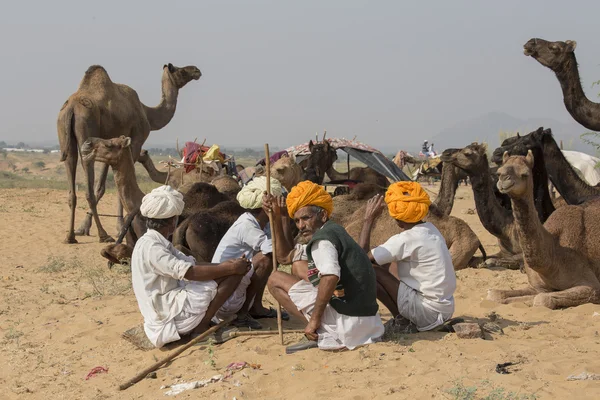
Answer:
343, 162, 486, 270
492, 128, 600, 205
269, 156, 303, 192
488, 151, 600, 309
523, 38, 600, 131
80, 136, 241, 265
305, 140, 389, 187
57, 63, 200, 244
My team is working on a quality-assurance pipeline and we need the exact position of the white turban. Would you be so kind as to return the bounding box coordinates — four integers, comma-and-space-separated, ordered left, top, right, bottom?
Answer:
236, 176, 283, 209
140, 185, 185, 219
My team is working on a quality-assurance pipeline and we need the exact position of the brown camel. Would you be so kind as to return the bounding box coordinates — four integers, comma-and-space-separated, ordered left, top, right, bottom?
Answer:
343, 163, 486, 270
57, 63, 200, 244
270, 155, 303, 192
488, 151, 600, 309
523, 38, 600, 131
304, 140, 389, 187
492, 128, 600, 205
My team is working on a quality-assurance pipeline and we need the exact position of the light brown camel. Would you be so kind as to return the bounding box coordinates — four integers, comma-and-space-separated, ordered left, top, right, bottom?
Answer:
137, 149, 241, 198
523, 38, 600, 131
270, 155, 303, 192
57, 63, 200, 244
343, 163, 486, 270
488, 151, 600, 309
440, 143, 524, 269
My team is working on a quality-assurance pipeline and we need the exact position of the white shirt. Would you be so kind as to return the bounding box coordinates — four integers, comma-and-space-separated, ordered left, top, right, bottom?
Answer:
211, 212, 272, 263
371, 222, 456, 314
131, 229, 196, 347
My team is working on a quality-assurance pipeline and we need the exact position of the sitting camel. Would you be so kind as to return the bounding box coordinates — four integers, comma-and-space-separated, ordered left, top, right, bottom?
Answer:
343, 161, 486, 270
492, 127, 600, 205
80, 136, 242, 265
488, 151, 600, 309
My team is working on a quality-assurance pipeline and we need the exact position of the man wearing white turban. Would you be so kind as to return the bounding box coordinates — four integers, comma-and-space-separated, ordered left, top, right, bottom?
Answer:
131, 185, 252, 348
211, 176, 289, 329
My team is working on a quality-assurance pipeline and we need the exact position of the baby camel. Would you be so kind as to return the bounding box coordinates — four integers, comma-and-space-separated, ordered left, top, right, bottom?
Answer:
489, 151, 600, 309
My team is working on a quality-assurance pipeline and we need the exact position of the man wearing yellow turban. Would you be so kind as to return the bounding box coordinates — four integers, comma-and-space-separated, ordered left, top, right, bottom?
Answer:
264, 181, 384, 354
211, 176, 289, 329
358, 181, 457, 333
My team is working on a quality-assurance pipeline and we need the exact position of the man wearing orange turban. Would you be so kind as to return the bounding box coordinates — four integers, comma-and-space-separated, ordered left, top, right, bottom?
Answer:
264, 181, 384, 354
358, 181, 457, 333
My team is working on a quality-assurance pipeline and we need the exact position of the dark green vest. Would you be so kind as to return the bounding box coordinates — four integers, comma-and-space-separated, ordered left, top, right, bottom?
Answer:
306, 221, 379, 317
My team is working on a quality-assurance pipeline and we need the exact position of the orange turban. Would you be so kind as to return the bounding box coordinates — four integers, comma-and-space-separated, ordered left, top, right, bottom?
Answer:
385, 181, 431, 223
287, 181, 334, 218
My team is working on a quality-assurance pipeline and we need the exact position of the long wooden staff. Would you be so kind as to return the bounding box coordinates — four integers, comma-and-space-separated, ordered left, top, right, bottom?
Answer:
118, 316, 234, 391
264, 144, 284, 345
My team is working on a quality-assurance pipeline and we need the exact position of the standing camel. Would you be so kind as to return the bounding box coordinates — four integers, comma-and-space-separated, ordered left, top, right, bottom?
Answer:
57, 63, 201, 243
523, 38, 600, 131
488, 151, 600, 309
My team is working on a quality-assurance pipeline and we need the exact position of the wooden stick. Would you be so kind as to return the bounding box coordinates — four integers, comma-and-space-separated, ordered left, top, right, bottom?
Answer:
264, 143, 284, 345
231, 329, 304, 337
118, 317, 234, 391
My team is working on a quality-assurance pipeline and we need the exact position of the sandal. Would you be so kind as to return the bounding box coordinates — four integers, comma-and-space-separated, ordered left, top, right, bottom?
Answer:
250, 307, 290, 321
231, 314, 263, 330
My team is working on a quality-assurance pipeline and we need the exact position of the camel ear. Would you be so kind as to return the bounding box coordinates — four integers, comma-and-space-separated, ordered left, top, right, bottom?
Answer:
167, 63, 175, 73
502, 151, 510, 165
525, 150, 534, 168
565, 40, 577, 52
123, 137, 132, 148
309, 140, 314, 151
516, 132, 520, 138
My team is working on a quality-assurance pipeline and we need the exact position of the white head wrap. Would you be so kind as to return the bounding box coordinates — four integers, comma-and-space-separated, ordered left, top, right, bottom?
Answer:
236, 176, 283, 209
140, 185, 185, 219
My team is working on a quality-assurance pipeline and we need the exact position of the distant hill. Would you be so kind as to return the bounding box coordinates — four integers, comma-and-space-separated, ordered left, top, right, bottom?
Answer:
426, 111, 596, 154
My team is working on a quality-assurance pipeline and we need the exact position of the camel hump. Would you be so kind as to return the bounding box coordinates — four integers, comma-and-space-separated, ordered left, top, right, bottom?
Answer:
79, 65, 113, 89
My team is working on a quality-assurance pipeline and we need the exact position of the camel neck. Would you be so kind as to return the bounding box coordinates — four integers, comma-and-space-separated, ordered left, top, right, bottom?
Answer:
140, 155, 169, 185
509, 184, 555, 271
541, 136, 600, 204
326, 164, 347, 181
555, 53, 600, 131
113, 150, 146, 214
433, 164, 459, 216
529, 149, 555, 222
467, 157, 513, 238
143, 71, 179, 131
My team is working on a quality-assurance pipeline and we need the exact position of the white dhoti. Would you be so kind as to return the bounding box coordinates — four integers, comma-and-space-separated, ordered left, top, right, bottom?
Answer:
289, 280, 384, 350
214, 266, 255, 320
173, 280, 218, 335
397, 281, 454, 331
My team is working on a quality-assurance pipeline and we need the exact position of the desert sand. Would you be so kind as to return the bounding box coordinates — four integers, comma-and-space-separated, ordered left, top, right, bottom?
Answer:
1, 184, 600, 400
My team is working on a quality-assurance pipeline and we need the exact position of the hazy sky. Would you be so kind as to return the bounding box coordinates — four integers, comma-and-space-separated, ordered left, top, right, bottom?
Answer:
2, 0, 599, 150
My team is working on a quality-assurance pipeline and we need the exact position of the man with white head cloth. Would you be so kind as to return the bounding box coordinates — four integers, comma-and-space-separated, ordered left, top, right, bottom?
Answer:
211, 176, 290, 329
131, 185, 251, 348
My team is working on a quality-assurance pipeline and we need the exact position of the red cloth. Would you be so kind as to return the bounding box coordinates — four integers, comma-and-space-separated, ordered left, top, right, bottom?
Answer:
182, 142, 226, 173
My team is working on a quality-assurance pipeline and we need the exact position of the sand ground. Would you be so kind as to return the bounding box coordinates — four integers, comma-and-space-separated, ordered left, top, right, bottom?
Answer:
1, 185, 600, 400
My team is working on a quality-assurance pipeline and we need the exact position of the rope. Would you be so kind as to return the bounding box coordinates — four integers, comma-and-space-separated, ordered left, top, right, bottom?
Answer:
86, 212, 122, 218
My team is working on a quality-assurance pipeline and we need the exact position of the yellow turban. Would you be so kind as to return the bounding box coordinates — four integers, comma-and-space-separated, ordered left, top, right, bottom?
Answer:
385, 181, 431, 223
287, 181, 333, 218
236, 176, 283, 209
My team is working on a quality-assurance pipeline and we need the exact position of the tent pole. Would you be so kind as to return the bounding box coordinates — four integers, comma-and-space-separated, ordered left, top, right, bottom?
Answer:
347, 153, 350, 180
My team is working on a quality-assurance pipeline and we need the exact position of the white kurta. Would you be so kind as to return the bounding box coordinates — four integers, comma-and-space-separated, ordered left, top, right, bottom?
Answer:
289, 240, 384, 350
131, 229, 217, 347
211, 212, 272, 319
372, 222, 456, 331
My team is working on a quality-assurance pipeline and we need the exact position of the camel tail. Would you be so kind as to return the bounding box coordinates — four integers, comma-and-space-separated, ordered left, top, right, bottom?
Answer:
478, 243, 487, 261
58, 105, 75, 162
116, 207, 140, 244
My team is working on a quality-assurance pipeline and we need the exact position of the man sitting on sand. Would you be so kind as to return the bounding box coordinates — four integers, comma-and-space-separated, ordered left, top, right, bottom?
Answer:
211, 176, 290, 329
359, 181, 457, 332
131, 185, 252, 348
266, 181, 384, 354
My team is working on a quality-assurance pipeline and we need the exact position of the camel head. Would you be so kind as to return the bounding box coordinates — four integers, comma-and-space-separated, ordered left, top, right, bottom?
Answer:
497, 150, 534, 198
164, 63, 202, 89
491, 127, 549, 165
271, 155, 302, 191
523, 38, 577, 71
81, 136, 132, 166
306, 139, 337, 183
439, 142, 487, 173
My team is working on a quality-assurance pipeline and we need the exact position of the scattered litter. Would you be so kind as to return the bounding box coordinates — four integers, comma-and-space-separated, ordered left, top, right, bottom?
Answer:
85, 366, 108, 380
593, 312, 600, 318
145, 371, 157, 379
482, 322, 504, 335
485, 311, 499, 322
495, 362, 515, 374
224, 361, 261, 379
164, 375, 223, 396
461, 208, 475, 215
567, 372, 600, 381
15, 265, 23, 269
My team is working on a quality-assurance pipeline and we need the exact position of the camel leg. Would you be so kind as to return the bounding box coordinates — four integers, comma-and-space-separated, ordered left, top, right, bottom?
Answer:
484, 253, 523, 270
81, 159, 114, 243
116, 198, 124, 234
501, 295, 536, 305
533, 286, 600, 309
487, 287, 537, 303
63, 140, 79, 244
75, 162, 109, 236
